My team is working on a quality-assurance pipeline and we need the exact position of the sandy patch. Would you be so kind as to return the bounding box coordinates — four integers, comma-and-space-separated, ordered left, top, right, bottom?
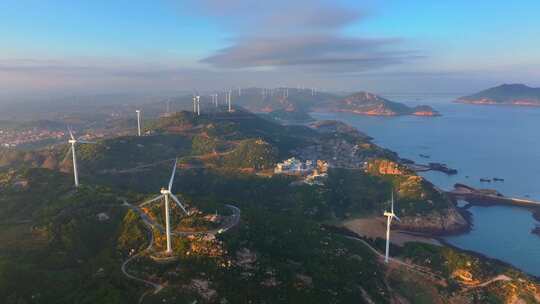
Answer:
343, 217, 441, 247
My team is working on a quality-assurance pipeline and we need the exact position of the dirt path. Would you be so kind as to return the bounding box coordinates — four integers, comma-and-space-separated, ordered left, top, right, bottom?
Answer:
119, 198, 241, 303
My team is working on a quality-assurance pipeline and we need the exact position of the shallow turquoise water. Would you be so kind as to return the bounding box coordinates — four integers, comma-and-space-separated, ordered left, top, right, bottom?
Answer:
311, 96, 540, 276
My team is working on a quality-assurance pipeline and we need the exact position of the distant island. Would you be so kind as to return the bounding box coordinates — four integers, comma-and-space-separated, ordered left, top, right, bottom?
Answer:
457, 84, 540, 106
204, 88, 440, 119
319, 91, 440, 116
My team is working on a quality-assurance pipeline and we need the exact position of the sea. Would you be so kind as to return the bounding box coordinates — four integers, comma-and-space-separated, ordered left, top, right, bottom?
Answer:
311, 95, 540, 277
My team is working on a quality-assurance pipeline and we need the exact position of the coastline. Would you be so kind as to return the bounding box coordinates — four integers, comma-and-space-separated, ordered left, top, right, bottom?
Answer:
328, 220, 540, 283
436, 237, 540, 283
308, 111, 540, 281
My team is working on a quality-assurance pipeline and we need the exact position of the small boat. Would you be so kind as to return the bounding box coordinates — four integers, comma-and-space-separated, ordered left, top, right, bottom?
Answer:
493, 177, 505, 182
480, 178, 491, 182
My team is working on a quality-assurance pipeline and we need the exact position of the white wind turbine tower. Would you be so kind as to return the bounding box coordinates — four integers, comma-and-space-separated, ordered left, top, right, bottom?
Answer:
140, 159, 188, 254
196, 95, 201, 116
227, 90, 232, 112
213, 94, 218, 107
135, 110, 142, 136
67, 127, 96, 188
384, 191, 400, 263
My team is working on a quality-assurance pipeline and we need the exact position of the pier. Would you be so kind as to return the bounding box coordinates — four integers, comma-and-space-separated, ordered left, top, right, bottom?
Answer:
447, 183, 540, 208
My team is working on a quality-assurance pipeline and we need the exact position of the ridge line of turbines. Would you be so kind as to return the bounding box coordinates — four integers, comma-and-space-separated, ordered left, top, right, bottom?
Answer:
66, 88, 398, 259
66, 86, 321, 189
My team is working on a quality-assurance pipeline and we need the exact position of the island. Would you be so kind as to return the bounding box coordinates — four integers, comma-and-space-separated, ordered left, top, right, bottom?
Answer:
456, 83, 540, 106
188, 87, 441, 121
318, 91, 440, 116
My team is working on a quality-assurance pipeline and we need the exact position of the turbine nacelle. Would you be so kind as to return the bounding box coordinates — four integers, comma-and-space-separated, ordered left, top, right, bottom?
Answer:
68, 139, 77, 144
160, 188, 171, 195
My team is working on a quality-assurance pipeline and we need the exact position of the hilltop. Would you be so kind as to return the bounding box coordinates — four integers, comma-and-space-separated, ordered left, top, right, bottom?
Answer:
317, 92, 440, 116
457, 84, 540, 106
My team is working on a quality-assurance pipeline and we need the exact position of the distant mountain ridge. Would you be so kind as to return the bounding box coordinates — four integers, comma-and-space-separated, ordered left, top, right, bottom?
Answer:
457, 84, 540, 106
199, 88, 439, 118
319, 91, 440, 116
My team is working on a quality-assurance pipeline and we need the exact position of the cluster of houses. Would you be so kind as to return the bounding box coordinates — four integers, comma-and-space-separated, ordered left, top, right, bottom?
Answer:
274, 157, 329, 185
0, 129, 66, 148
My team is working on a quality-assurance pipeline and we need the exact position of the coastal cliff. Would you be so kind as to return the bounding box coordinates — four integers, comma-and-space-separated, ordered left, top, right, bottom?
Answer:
365, 158, 469, 234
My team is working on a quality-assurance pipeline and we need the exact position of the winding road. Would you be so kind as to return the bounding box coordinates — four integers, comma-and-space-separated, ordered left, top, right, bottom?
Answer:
346, 236, 514, 292
119, 198, 241, 303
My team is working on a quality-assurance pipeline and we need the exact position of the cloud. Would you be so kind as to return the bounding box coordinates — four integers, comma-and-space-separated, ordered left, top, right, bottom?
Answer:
201, 35, 421, 72
188, 0, 419, 73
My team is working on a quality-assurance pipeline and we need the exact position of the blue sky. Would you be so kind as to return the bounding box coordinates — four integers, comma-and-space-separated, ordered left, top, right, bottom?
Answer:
1, 0, 539, 99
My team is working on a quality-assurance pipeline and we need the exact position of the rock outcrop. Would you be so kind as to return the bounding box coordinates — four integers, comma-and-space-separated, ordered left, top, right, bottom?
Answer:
397, 206, 469, 234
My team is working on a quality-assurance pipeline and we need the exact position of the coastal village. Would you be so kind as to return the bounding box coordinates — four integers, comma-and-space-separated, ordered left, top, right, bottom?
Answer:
0, 128, 66, 148
274, 157, 329, 185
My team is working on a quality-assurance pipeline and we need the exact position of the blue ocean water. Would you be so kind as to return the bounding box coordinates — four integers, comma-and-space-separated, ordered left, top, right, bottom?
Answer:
311, 95, 540, 276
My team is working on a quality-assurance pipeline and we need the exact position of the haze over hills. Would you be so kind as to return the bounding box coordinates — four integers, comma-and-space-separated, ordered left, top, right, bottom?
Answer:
457, 84, 540, 106
194, 88, 440, 117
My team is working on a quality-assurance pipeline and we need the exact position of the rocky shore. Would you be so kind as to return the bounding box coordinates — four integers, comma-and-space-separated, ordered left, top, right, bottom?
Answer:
396, 206, 470, 235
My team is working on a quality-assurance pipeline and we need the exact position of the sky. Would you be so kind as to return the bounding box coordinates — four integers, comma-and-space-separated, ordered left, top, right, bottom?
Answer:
1, 0, 539, 100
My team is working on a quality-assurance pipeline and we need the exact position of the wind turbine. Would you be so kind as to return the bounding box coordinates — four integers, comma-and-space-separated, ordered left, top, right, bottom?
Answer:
140, 159, 188, 254
227, 90, 232, 112
67, 127, 96, 188
384, 191, 400, 263
135, 110, 142, 136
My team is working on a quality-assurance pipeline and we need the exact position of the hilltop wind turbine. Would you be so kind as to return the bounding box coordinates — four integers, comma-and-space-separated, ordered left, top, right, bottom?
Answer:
384, 191, 400, 263
67, 127, 96, 188
140, 159, 188, 254
135, 110, 142, 136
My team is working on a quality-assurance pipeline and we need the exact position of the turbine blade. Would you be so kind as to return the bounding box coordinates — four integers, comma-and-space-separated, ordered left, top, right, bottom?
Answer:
170, 194, 188, 215
67, 126, 75, 140
393, 215, 401, 222
391, 191, 395, 214
168, 159, 178, 191
63, 146, 72, 162
140, 195, 164, 207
